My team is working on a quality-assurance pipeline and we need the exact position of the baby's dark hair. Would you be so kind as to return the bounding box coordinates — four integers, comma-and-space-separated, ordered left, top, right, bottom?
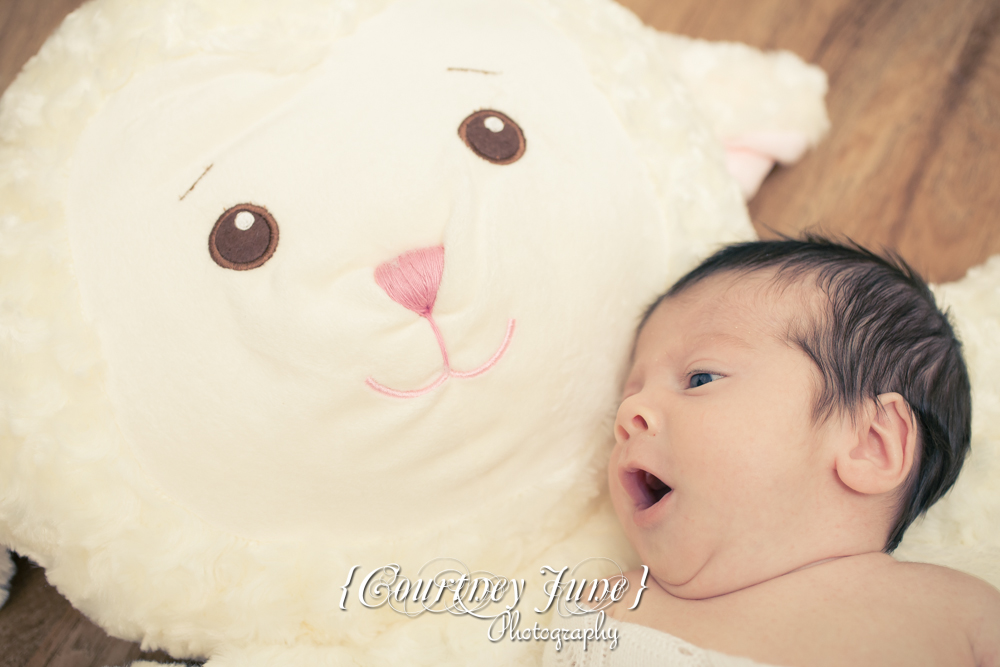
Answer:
641, 238, 971, 552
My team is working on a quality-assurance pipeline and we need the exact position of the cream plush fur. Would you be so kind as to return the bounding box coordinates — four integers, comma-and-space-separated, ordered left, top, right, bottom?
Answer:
894, 257, 1000, 585
4, 1, 990, 666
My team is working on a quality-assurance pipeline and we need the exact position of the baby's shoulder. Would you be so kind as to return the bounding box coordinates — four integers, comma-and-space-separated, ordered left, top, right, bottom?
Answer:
603, 559, 1000, 666
882, 559, 1000, 665
885, 558, 999, 605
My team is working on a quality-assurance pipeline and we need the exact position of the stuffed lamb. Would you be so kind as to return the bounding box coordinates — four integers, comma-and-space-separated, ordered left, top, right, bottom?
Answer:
18, 0, 998, 665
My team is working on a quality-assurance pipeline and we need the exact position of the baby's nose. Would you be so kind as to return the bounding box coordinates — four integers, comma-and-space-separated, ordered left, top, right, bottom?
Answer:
615, 400, 653, 443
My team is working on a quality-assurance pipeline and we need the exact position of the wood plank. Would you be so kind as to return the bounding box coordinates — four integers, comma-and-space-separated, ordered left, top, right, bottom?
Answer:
0, 0, 87, 96
893, 2, 1000, 280
0, 557, 71, 667
620, 0, 1000, 282
0, 556, 174, 667
23, 606, 139, 667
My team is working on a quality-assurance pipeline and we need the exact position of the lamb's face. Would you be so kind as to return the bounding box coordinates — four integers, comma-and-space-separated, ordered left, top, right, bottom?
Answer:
65, 0, 671, 543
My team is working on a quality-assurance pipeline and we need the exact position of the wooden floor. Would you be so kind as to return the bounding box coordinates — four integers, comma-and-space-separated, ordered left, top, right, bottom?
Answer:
625, 0, 1000, 284
1, 0, 998, 665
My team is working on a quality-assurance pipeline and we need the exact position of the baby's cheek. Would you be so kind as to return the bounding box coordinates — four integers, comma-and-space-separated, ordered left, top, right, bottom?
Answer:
606, 449, 631, 518
607, 446, 623, 498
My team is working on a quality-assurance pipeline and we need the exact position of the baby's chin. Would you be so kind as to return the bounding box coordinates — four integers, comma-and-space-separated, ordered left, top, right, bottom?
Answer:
642, 547, 796, 600
653, 569, 746, 600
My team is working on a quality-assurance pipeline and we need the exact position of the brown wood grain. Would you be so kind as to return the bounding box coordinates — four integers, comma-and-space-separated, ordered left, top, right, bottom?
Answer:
0, 556, 173, 667
1, 0, 998, 664
619, 0, 1000, 282
0, 0, 87, 95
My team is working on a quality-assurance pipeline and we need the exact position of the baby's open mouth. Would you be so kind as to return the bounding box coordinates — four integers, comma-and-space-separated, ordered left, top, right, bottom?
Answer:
624, 469, 672, 510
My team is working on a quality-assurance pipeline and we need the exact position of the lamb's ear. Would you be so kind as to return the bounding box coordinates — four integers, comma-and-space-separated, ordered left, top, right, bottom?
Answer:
0, 549, 14, 609
653, 33, 830, 198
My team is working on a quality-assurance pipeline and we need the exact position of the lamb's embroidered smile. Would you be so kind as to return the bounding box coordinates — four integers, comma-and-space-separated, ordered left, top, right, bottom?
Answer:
366, 246, 515, 398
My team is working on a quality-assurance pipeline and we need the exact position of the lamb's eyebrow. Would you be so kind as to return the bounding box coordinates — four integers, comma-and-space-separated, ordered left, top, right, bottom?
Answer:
179, 163, 214, 201
446, 67, 500, 75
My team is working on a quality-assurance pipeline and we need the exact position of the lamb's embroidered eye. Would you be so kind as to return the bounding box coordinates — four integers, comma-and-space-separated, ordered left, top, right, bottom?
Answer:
209, 204, 279, 270
458, 110, 526, 165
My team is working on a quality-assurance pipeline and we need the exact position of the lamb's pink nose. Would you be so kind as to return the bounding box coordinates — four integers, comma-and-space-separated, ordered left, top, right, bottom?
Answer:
374, 246, 445, 316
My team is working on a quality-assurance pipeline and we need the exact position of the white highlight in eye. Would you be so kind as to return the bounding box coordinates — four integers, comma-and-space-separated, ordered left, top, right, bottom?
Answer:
484, 116, 505, 133
234, 211, 255, 230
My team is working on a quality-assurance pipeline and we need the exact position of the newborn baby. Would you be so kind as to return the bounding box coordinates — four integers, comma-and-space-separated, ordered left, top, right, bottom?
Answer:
548, 239, 1000, 666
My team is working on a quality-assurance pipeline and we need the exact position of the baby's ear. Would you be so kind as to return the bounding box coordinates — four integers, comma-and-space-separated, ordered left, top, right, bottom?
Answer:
835, 393, 918, 496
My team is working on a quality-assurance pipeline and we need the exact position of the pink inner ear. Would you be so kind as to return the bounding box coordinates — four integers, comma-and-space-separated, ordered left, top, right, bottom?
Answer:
374, 246, 445, 316
723, 131, 811, 200
724, 148, 775, 200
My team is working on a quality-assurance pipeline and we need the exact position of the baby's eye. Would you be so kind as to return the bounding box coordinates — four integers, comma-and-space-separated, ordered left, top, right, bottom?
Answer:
688, 372, 722, 389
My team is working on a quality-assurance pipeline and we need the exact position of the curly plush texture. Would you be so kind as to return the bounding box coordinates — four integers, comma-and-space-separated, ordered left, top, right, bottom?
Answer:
0, 0, 841, 665
894, 256, 1000, 585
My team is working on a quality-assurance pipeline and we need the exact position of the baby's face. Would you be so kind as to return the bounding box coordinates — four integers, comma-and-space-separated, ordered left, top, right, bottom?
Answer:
609, 273, 848, 598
